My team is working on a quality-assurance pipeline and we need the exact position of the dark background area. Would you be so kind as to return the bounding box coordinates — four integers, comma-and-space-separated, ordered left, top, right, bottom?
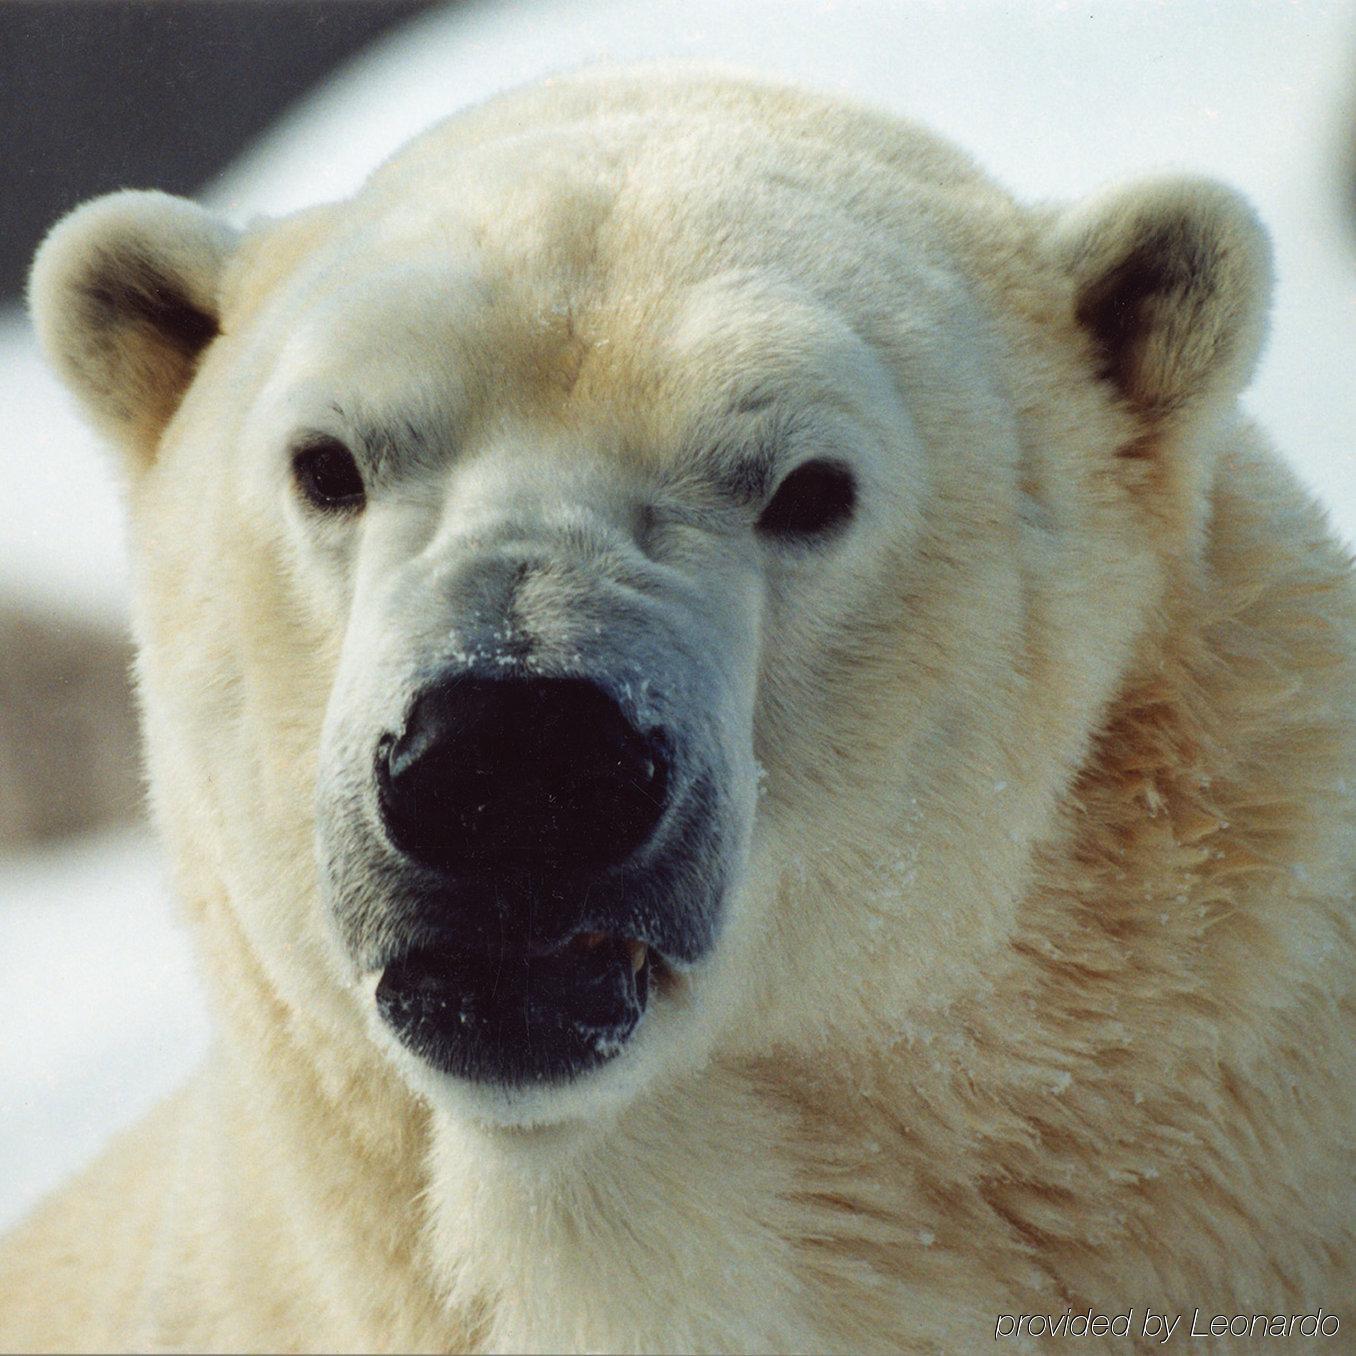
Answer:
0, 0, 438, 306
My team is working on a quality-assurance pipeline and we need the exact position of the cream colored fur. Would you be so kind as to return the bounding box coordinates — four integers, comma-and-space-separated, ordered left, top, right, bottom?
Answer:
4, 66, 1353, 1352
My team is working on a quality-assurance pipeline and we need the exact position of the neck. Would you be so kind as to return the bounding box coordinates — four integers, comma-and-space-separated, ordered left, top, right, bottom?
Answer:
422, 1046, 1056, 1352
426, 1068, 810, 1352
195, 883, 458, 1349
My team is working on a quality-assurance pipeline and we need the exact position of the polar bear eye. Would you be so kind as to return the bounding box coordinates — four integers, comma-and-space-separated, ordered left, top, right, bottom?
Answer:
291, 436, 366, 513
756, 459, 856, 541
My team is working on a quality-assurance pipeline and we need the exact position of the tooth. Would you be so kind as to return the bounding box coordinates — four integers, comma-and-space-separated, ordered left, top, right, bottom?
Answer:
626, 940, 648, 973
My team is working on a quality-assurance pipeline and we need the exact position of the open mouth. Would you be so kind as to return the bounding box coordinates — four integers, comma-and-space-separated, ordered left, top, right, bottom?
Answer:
374, 930, 668, 1085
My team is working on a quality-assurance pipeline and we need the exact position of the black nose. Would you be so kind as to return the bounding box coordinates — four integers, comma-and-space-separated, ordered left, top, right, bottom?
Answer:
377, 674, 669, 875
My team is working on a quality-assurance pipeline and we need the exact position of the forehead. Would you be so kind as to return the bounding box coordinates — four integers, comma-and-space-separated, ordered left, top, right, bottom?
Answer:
240, 101, 984, 477
251, 236, 899, 475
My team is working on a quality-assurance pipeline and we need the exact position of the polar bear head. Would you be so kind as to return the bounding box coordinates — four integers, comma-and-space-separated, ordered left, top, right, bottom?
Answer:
30, 69, 1270, 1131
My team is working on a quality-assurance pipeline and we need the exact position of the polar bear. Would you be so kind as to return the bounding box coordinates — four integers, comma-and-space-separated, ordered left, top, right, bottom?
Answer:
2, 65, 1353, 1353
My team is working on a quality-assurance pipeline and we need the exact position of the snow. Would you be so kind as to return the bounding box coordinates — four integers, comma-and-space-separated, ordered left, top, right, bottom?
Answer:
0, 310, 133, 619
2, 0, 1354, 1232
0, 830, 210, 1229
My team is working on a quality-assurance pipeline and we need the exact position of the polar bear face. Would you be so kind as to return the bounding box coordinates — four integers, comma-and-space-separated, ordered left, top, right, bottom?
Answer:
30, 71, 1270, 1130
274, 253, 959, 1123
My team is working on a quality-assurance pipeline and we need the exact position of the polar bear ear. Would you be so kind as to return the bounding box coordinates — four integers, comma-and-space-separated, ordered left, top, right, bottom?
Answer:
1054, 178, 1272, 425
28, 190, 238, 469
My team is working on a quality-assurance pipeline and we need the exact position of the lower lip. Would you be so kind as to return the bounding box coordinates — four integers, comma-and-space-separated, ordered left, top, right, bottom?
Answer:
374, 934, 655, 1086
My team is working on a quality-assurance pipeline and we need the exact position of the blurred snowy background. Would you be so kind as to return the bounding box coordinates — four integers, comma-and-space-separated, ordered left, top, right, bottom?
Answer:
3, 0, 1355, 1231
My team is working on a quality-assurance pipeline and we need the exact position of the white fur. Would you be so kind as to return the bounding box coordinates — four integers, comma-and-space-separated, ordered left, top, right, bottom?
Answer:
4, 66, 1351, 1353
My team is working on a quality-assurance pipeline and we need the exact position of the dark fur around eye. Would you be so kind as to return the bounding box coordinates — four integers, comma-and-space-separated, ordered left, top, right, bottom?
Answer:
292, 437, 366, 513
756, 459, 857, 540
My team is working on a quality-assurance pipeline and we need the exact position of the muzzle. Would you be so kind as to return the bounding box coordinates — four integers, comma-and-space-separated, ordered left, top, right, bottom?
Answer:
368, 664, 719, 1085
